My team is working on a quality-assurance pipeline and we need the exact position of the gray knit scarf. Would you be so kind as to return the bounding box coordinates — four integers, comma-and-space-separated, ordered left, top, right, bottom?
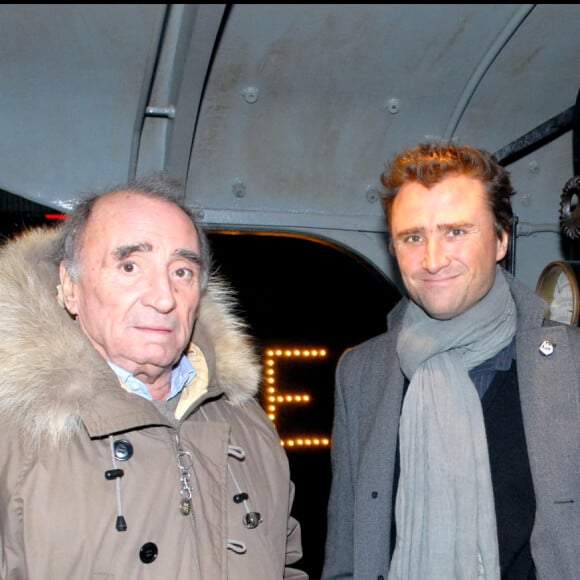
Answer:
388, 266, 517, 580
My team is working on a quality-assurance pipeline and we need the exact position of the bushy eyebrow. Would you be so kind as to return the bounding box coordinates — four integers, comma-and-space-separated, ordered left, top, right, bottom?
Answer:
113, 243, 201, 265
113, 243, 152, 260
174, 248, 202, 265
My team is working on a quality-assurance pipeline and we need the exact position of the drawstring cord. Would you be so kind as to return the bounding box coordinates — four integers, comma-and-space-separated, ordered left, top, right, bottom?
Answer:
199, 407, 262, 528
106, 435, 127, 532
103, 405, 262, 550
198, 406, 262, 555
227, 445, 263, 529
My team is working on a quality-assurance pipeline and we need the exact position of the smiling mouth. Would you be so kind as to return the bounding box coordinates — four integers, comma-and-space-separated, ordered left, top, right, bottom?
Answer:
422, 271, 460, 284
422, 277, 453, 285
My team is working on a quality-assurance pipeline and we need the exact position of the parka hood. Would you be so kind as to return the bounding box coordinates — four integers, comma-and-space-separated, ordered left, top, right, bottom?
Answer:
0, 226, 261, 444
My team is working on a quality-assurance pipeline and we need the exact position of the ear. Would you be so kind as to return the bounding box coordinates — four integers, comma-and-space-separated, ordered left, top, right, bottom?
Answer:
496, 229, 509, 262
59, 262, 79, 316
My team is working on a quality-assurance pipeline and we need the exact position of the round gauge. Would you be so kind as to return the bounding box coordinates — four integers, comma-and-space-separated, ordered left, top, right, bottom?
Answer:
535, 260, 580, 325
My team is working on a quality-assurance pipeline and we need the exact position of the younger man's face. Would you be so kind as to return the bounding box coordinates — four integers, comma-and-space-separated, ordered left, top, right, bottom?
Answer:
390, 175, 508, 320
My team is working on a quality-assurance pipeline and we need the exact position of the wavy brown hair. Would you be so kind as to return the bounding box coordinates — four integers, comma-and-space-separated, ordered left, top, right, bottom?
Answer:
380, 142, 516, 241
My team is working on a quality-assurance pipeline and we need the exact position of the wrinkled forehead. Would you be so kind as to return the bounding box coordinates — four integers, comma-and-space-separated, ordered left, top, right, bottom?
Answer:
81, 191, 199, 253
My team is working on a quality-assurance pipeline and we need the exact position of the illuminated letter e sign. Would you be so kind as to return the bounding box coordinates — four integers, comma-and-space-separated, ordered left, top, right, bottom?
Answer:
262, 347, 331, 449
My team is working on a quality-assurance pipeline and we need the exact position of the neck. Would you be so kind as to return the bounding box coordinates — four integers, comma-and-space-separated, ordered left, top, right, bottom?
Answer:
123, 363, 173, 401
136, 372, 172, 401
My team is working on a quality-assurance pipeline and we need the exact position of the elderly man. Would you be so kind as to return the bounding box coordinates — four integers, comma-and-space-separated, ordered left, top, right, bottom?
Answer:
0, 175, 306, 579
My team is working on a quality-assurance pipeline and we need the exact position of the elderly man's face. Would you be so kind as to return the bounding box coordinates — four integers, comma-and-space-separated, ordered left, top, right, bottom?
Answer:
60, 191, 202, 380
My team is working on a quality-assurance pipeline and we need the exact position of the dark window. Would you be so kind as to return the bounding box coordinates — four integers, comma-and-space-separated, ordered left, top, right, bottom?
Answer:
207, 232, 401, 578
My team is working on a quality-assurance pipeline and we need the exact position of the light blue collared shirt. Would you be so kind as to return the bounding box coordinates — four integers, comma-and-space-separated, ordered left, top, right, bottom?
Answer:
108, 355, 197, 402
469, 338, 515, 399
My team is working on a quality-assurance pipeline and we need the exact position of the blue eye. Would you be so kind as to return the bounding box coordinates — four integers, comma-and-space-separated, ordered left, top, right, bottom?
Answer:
403, 234, 422, 244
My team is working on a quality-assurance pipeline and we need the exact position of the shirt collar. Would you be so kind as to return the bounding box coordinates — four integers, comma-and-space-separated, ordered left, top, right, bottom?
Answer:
107, 355, 197, 402
469, 338, 515, 399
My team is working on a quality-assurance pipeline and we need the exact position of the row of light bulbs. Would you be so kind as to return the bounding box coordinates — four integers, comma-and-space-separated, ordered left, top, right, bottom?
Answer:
281, 438, 330, 447
262, 347, 329, 449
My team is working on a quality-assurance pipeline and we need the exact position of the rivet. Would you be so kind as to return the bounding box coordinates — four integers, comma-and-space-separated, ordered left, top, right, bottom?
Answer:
366, 185, 379, 203
232, 179, 247, 198
386, 98, 400, 114
242, 86, 259, 104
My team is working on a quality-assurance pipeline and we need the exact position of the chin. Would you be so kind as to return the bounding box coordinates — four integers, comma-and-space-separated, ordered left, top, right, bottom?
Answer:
134, 347, 176, 367
420, 300, 459, 320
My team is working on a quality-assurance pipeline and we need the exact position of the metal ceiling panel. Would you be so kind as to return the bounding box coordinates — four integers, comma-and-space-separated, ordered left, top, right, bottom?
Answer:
1, 3, 580, 288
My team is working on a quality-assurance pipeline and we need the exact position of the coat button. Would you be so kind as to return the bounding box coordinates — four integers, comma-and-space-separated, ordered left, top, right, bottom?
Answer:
139, 542, 158, 564
113, 439, 134, 461
243, 512, 262, 529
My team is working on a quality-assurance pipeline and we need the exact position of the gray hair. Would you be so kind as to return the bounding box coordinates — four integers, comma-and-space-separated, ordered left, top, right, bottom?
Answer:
53, 173, 211, 289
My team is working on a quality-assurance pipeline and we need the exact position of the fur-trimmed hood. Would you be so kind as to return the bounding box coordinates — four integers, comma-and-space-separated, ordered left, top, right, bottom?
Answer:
0, 226, 261, 443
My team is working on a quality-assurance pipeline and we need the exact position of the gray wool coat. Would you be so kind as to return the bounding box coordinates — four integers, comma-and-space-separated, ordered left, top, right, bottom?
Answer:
322, 272, 579, 580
